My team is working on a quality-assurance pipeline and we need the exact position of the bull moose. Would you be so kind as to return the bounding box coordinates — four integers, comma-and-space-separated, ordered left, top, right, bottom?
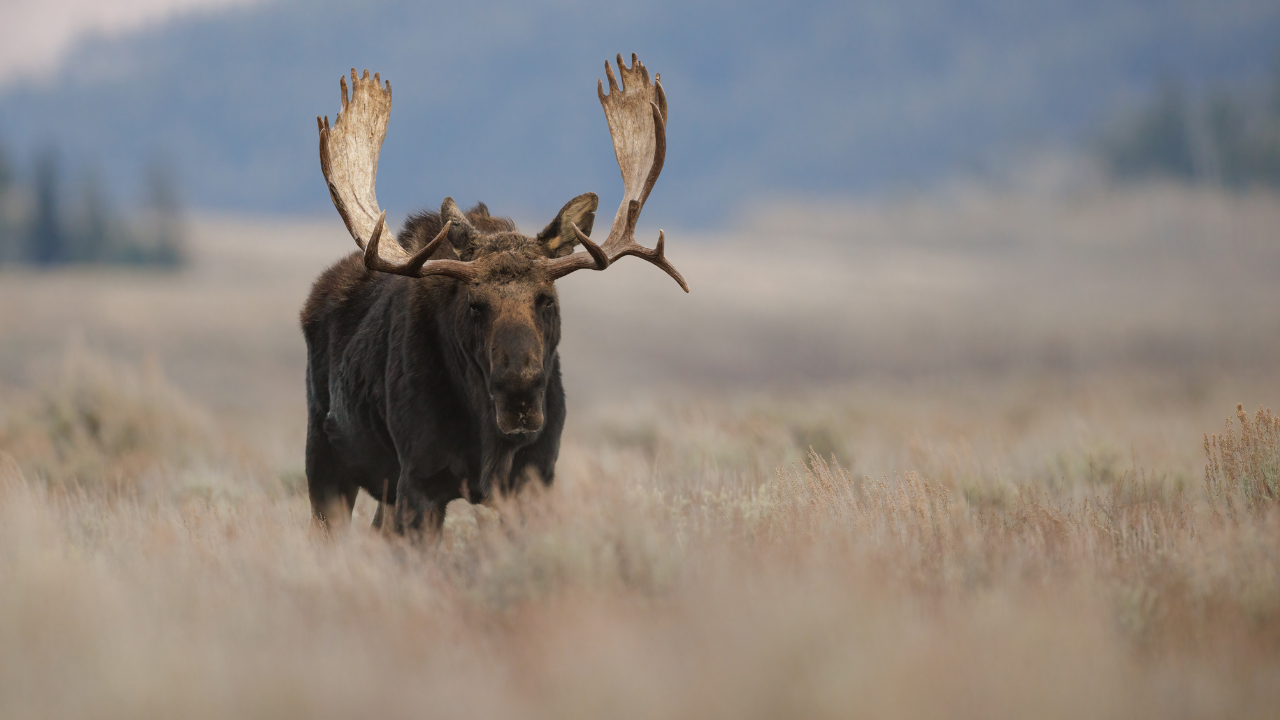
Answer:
301, 54, 686, 533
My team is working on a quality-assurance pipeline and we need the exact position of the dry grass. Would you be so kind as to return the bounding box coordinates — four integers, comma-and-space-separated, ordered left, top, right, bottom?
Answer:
2, 184, 1280, 717
2, 398, 1279, 719
0, 346, 253, 497
1205, 404, 1280, 515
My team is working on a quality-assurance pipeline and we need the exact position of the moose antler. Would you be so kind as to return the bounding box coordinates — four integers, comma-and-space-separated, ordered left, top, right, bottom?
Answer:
319, 69, 478, 282
596, 54, 687, 292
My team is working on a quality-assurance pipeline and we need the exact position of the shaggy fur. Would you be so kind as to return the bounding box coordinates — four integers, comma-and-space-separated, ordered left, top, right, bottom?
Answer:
300, 201, 581, 533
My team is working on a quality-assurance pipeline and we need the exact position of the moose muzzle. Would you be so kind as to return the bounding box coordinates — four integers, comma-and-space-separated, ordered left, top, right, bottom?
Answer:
489, 330, 547, 436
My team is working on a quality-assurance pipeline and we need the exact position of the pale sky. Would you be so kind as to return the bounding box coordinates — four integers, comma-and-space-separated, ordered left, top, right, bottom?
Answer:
0, 0, 260, 82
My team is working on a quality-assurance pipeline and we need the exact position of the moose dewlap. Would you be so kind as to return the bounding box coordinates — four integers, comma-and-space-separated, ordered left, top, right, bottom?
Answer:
301, 55, 686, 534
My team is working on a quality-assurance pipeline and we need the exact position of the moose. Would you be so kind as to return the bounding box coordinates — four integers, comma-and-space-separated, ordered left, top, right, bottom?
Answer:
301, 54, 686, 533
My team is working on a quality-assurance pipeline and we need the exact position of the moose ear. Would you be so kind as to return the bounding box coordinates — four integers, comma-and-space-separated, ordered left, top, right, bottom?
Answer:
440, 197, 477, 254
537, 192, 598, 258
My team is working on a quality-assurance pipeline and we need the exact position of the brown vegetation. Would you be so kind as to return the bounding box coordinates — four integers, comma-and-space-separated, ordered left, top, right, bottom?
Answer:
1, 185, 1279, 717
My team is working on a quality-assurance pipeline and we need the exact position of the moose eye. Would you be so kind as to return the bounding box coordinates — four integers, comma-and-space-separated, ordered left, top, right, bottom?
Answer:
469, 301, 488, 316
536, 294, 555, 310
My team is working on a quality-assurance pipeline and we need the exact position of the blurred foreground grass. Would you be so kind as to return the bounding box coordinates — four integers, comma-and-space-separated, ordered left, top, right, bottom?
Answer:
1, 184, 1279, 718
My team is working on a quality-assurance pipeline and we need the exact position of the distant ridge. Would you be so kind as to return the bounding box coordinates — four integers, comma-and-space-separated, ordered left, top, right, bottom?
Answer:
1, 0, 1277, 224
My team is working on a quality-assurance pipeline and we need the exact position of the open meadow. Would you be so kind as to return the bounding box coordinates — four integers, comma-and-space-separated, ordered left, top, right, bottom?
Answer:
2, 184, 1279, 718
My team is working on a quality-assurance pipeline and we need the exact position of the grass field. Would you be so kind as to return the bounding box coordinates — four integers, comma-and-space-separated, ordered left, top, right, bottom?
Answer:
1, 183, 1279, 718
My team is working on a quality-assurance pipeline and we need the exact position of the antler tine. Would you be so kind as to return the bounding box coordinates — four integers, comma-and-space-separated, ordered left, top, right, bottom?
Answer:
362, 211, 394, 271
543, 222, 609, 280
604, 61, 620, 95
411, 221, 480, 282
595, 54, 687, 292
362, 214, 478, 282
612, 201, 688, 292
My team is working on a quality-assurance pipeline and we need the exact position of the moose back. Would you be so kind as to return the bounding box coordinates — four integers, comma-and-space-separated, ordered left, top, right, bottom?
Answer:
301, 55, 686, 533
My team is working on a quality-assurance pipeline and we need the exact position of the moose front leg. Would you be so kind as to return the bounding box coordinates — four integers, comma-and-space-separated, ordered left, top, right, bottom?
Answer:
510, 441, 558, 492
305, 413, 362, 533
370, 501, 394, 533
394, 467, 463, 536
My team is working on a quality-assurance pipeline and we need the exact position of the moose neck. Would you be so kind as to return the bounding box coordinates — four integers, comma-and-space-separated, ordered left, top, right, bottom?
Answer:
423, 277, 555, 498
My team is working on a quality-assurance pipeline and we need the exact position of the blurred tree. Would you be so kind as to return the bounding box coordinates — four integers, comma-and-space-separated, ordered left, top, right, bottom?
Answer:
28, 148, 66, 265
1258, 55, 1280, 186
0, 137, 13, 260
0, 139, 11, 193
1206, 93, 1246, 186
1102, 58, 1280, 188
0, 144, 188, 268
72, 165, 111, 263
1271, 54, 1280, 118
1103, 81, 1196, 181
142, 153, 185, 267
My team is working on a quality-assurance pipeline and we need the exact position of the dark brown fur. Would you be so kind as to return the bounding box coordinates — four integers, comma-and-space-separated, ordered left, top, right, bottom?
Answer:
301, 200, 591, 533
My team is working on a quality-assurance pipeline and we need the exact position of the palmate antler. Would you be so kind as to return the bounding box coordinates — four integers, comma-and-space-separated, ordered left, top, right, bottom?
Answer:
542, 54, 686, 289
594, 54, 687, 292
318, 69, 476, 282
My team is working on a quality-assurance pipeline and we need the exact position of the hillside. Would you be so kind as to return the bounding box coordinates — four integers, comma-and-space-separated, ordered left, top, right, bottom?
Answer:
0, 0, 1278, 223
